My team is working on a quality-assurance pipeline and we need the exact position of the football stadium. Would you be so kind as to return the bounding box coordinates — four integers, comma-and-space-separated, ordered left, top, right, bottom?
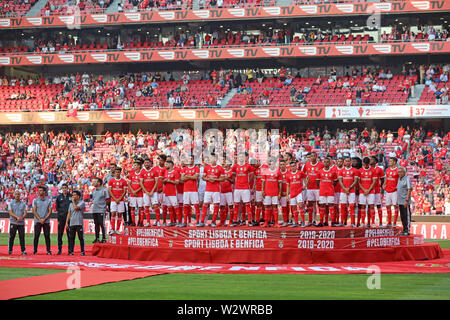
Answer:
0, 0, 449, 304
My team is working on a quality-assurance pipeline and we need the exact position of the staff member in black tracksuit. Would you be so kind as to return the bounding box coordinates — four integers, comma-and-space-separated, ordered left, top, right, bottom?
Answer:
55, 184, 72, 255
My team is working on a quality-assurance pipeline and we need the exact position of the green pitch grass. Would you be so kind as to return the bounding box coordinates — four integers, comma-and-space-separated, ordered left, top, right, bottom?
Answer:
18, 273, 450, 300
1, 236, 449, 300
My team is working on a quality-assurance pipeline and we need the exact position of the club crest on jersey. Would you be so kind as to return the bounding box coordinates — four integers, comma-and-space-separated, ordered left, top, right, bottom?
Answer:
278, 240, 284, 248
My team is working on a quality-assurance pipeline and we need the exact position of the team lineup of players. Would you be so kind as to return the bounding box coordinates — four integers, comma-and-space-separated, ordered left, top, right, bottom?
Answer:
106, 151, 401, 233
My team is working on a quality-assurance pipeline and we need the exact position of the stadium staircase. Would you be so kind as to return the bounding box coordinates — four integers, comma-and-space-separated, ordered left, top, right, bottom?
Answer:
26, 0, 48, 17
220, 88, 237, 107
106, 0, 121, 13
406, 84, 425, 105
275, 0, 292, 6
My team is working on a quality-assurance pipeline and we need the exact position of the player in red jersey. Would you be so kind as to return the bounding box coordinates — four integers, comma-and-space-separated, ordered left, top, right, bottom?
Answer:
154, 154, 167, 223
358, 157, 377, 227
370, 156, 385, 226
261, 157, 282, 228
139, 158, 159, 227
316, 156, 338, 227
286, 161, 308, 227
338, 157, 359, 227
302, 152, 324, 226
127, 159, 144, 226
162, 160, 180, 227
253, 160, 267, 226
181, 156, 200, 227
108, 167, 127, 234
220, 161, 234, 226
231, 153, 255, 227
383, 157, 400, 227
332, 158, 344, 226
201, 154, 224, 227
278, 159, 290, 226
173, 158, 185, 226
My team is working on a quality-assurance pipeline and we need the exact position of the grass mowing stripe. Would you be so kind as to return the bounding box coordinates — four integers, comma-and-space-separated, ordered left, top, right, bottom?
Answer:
19, 273, 450, 300
0, 267, 65, 281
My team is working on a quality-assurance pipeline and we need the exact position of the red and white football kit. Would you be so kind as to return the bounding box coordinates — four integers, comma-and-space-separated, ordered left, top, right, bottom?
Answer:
317, 168, 337, 224
385, 166, 400, 225
141, 166, 159, 224
202, 165, 224, 224
338, 166, 359, 225
317, 168, 337, 205
232, 163, 255, 203
286, 170, 307, 224
108, 177, 127, 213
358, 167, 376, 205
163, 169, 180, 224
372, 165, 384, 206
182, 166, 200, 205
262, 168, 281, 205
108, 177, 127, 231
128, 169, 143, 207
141, 167, 159, 206
302, 161, 324, 201
385, 167, 399, 205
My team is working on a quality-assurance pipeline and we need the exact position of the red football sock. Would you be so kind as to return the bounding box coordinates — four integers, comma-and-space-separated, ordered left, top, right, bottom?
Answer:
334, 204, 339, 223
359, 207, 366, 225
220, 206, 228, 225
319, 206, 325, 224
138, 208, 144, 225
307, 203, 314, 223
211, 204, 219, 223
377, 206, 383, 225
110, 216, 116, 231
245, 203, 252, 223
194, 204, 200, 222
324, 206, 329, 224
394, 207, 399, 225
272, 207, 280, 226
184, 205, 190, 224
145, 207, 151, 224
176, 206, 182, 223
162, 205, 167, 223
261, 208, 270, 227
349, 204, 355, 225
251, 203, 256, 221
201, 204, 209, 223
340, 204, 348, 224
168, 207, 175, 223
256, 205, 262, 222
154, 205, 160, 223
116, 216, 122, 231
282, 206, 288, 223
299, 206, 305, 223
386, 206, 392, 225
291, 206, 299, 224
233, 204, 240, 223
369, 207, 375, 225
329, 205, 335, 224
130, 208, 136, 224
188, 205, 192, 223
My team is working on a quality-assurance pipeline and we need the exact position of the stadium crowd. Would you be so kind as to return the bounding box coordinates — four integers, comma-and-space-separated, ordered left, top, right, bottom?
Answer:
1, 63, 448, 111
1, 125, 448, 217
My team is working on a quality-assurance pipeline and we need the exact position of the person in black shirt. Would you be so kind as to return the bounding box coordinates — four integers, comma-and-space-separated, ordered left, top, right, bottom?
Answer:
55, 184, 72, 255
